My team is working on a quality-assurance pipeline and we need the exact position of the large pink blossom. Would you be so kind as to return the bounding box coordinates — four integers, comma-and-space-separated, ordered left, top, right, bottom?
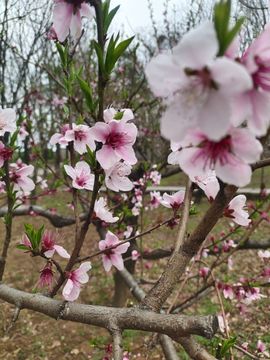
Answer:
0, 107, 16, 136
105, 161, 133, 192
232, 25, 270, 136
52, 0, 94, 42
90, 118, 137, 169
41, 230, 70, 258
50, 123, 70, 146
94, 197, 119, 223
225, 195, 251, 227
62, 262, 92, 301
173, 127, 262, 187
65, 124, 95, 154
145, 22, 252, 142
10, 164, 35, 193
64, 161, 94, 190
99, 231, 130, 272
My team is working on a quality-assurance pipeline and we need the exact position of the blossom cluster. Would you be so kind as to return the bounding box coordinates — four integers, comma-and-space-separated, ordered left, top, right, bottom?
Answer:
145, 21, 270, 187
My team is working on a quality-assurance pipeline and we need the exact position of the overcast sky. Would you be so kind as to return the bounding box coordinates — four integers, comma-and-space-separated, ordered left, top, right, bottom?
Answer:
110, 0, 181, 35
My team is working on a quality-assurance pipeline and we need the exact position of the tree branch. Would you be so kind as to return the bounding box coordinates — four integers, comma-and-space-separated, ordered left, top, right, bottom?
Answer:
0, 284, 218, 340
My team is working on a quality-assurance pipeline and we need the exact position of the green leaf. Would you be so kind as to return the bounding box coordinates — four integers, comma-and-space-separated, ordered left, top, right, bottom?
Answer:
16, 244, 30, 251
220, 336, 237, 357
104, 5, 120, 33
114, 111, 124, 120
105, 36, 134, 74
23, 223, 44, 251
213, 0, 244, 55
85, 145, 97, 168
93, 40, 105, 73
77, 76, 94, 112
56, 43, 68, 69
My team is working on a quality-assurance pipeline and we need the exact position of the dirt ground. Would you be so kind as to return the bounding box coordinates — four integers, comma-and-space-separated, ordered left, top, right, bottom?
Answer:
0, 192, 269, 359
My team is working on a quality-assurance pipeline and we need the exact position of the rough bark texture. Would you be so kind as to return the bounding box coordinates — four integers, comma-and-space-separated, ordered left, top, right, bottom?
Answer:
0, 284, 218, 339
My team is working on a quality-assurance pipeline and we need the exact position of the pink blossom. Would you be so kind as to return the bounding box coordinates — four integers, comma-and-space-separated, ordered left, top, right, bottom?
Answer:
257, 340, 266, 353
62, 262, 92, 301
20, 234, 32, 249
94, 197, 119, 223
145, 22, 252, 142
65, 124, 95, 154
0, 107, 16, 136
36, 176, 48, 190
47, 26, 58, 40
258, 250, 270, 259
226, 195, 251, 227
193, 171, 220, 201
149, 170, 161, 185
131, 250, 140, 260
52, 0, 94, 42
64, 161, 94, 190
232, 25, 270, 136
222, 239, 236, 253
10, 164, 35, 193
99, 231, 130, 272
222, 284, 234, 300
52, 96, 67, 107
0, 142, 13, 167
105, 161, 133, 192
199, 267, 210, 278
124, 226, 133, 239
161, 190, 185, 210
149, 191, 162, 209
174, 127, 262, 187
50, 124, 70, 146
37, 263, 54, 289
41, 230, 70, 259
103, 107, 134, 123
90, 119, 137, 169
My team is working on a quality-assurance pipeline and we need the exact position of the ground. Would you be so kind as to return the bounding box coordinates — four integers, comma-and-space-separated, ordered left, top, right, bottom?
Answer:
0, 171, 269, 359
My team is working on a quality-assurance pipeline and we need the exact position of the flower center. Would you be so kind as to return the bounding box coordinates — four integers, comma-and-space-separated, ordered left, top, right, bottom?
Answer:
197, 135, 232, 168
106, 131, 125, 149
0, 147, 13, 161
76, 176, 87, 187
74, 130, 86, 141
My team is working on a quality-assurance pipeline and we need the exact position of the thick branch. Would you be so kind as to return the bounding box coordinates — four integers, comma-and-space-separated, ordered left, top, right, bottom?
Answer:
0, 284, 218, 339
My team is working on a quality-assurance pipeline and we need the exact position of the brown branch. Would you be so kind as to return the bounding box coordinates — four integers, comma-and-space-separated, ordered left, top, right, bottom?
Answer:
0, 284, 218, 340
141, 184, 237, 312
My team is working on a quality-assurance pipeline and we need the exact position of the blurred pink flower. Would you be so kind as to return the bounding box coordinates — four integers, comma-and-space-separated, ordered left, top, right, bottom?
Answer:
0, 107, 16, 136
226, 195, 251, 227
52, 0, 94, 42
0, 142, 13, 167
65, 124, 95, 154
131, 250, 140, 260
149, 191, 162, 210
64, 161, 94, 190
145, 22, 252, 142
161, 190, 185, 210
175, 128, 262, 187
94, 197, 119, 223
10, 164, 35, 192
232, 25, 270, 136
99, 231, 130, 272
41, 230, 70, 259
105, 161, 133, 192
193, 171, 220, 201
103, 107, 134, 123
62, 262, 92, 301
50, 123, 70, 146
